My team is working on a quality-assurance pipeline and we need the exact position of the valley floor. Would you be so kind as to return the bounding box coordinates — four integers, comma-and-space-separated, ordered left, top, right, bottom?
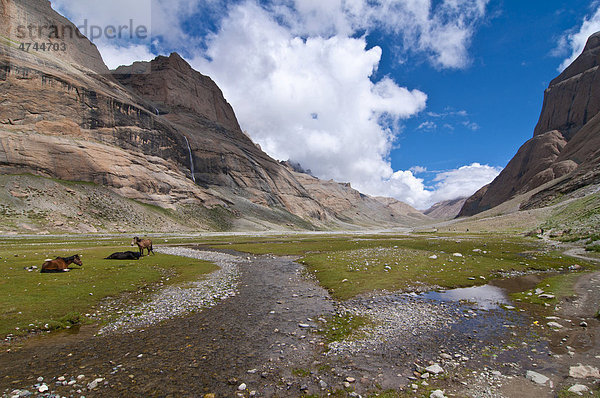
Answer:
1, 234, 599, 397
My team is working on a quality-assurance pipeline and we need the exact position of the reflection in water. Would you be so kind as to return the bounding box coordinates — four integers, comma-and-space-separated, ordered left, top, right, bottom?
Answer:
422, 285, 509, 310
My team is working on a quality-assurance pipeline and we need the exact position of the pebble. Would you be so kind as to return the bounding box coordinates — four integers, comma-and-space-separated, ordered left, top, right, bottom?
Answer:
546, 321, 563, 329
319, 379, 328, 389
238, 383, 247, 391
37, 385, 48, 393
525, 370, 549, 385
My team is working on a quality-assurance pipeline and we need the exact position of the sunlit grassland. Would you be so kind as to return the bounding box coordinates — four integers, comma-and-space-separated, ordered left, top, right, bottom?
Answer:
0, 236, 216, 337
213, 234, 592, 300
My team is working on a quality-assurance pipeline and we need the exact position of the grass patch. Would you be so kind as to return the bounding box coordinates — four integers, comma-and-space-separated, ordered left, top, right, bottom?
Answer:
586, 244, 600, 252
0, 237, 217, 338
215, 234, 591, 300
319, 312, 370, 346
512, 272, 582, 306
291, 368, 311, 377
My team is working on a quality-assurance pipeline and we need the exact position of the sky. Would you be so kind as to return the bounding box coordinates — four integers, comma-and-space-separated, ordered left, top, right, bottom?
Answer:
51, 0, 600, 209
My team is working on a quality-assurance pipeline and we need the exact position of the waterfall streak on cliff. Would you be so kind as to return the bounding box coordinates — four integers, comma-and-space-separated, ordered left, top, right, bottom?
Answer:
183, 136, 196, 183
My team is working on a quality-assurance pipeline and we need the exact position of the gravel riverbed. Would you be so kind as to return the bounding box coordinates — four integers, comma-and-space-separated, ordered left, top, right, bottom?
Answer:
99, 247, 245, 334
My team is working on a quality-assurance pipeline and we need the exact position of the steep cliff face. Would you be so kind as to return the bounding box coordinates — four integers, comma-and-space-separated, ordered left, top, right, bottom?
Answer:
459, 32, 600, 217
0, 0, 422, 230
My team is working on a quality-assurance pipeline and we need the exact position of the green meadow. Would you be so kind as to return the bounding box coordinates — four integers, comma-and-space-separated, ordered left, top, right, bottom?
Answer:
212, 234, 591, 300
0, 236, 216, 338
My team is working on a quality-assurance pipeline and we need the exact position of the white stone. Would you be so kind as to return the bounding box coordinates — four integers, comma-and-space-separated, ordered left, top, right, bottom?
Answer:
568, 384, 589, 395
38, 385, 49, 393
569, 364, 600, 379
429, 255, 438, 259
452, 253, 463, 257
547, 322, 563, 329
238, 383, 247, 391
430, 390, 446, 398
425, 364, 444, 375
526, 370, 549, 385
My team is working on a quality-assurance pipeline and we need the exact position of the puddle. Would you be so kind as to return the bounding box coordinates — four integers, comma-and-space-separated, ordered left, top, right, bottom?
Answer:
422, 284, 509, 310
422, 272, 558, 310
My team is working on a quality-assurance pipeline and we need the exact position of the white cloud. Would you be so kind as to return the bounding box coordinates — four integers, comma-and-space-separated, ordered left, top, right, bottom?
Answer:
97, 43, 156, 69
557, 5, 600, 71
361, 163, 501, 210
192, 2, 427, 189
418, 121, 437, 130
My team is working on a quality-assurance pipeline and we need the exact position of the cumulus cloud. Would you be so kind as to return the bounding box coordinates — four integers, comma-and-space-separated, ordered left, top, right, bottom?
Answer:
557, 5, 600, 71
361, 163, 501, 210
192, 2, 428, 188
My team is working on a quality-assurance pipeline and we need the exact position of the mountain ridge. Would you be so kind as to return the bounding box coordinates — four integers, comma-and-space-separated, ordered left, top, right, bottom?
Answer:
0, 0, 423, 231
459, 32, 600, 217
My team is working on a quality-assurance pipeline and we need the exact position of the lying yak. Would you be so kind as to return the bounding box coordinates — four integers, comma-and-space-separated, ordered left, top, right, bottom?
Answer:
105, 251, 142, 260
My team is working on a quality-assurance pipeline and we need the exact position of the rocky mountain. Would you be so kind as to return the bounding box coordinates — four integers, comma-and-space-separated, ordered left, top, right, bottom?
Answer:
0, 0, 423, 231
424, 197, 468, 220
459, 32, 600, 217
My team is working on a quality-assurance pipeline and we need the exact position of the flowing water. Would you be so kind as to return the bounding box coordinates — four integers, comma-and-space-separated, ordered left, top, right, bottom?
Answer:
183, 135, 196, 183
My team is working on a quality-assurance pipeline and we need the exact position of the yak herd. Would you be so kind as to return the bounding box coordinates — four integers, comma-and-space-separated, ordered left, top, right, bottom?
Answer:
40, 237, 154, 273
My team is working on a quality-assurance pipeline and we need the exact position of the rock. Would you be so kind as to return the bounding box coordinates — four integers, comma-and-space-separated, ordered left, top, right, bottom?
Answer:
526, 370, 549, 385
57, 376, 65, 381
452, 253, 463, 257
37, 385, 48, 393
345, 377, 356, 383
77, 374, 85, 380
539, 294, 555, 299
343, 382, 351, 388
580, 321, 588, 327
440, 353, 452, 360
547, 321, 563, 329
203, 394, 216, 398
298, 323, 311, 328
429, 255, 438, 259
425, 364, 444, 375
36, 377, 44, 383
238, 383, 247, 391
87, 378, 104, 390
319, 379, 328, 389
247, 369, 258, 374
430, 390, 446, 398
569, 364, 600, 379
568, 384, 589, 395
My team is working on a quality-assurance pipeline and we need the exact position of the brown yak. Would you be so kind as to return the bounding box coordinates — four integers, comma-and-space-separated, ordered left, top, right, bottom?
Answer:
41, 254, 83, 273
131, 237, 154, 256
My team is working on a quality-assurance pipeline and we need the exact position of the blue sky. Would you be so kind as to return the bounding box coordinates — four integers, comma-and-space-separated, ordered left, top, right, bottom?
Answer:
52, 0, 600, 209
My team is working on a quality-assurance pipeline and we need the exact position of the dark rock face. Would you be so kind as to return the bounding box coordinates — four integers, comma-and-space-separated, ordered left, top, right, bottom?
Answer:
459, 32, 600, 217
